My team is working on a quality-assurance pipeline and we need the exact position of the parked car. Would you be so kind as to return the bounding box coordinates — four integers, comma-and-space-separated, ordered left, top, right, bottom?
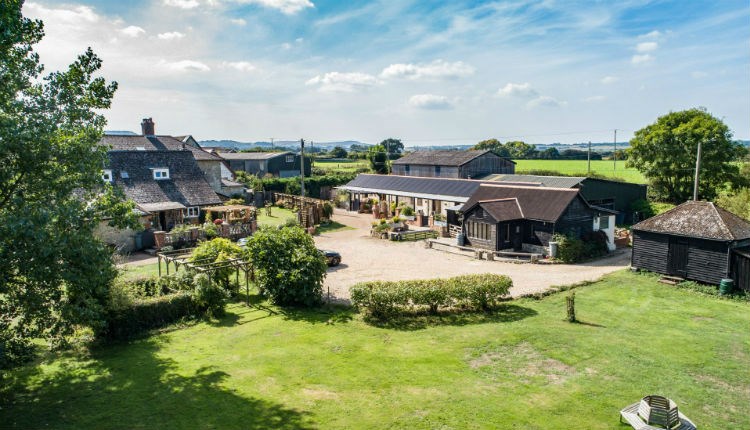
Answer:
319, 249, 341, 267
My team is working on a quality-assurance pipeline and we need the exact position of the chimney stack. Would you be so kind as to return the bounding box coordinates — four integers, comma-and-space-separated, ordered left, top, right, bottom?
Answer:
141, 118, 155, 135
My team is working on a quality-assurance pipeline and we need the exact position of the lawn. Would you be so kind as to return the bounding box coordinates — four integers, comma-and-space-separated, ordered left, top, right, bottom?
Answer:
2, 270, 747, 429
314, 158, 370, 174
256, 207, 298, 228
514, 159, 646, 183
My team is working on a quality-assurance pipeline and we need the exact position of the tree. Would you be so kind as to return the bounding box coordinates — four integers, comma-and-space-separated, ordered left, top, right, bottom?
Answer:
329, 146, 348, 158
379, 138, 404, 159
716, 188, 750, 221
368, 144, 389, 174
245, 226, 327, 306
538, 147, 560, 159
504, 141, 537, 159
0, 2, 131, 367
472, 139, 510, 157
627, 108, 745, 202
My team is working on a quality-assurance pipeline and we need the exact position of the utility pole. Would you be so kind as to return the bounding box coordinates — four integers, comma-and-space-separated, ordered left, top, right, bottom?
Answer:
693, 141, 702, 201
310, 140, 315, 169
270, 137, 274, 149
300, 139, 305, 198
613, 129, 617, 172
587, 141, 592, 174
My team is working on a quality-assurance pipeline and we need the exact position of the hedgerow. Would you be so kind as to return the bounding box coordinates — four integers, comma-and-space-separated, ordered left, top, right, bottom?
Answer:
350, 274, 512, 318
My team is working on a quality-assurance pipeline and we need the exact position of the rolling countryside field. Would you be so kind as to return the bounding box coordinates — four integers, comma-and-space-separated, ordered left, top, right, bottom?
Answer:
514, 159, 646, 183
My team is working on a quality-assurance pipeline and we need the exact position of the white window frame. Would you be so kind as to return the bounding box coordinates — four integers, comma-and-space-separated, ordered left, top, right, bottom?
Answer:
102, 169, 113, 182
185, 207, 199, 218
598, 215, 610, 230
153, 168, 170, 180
286, 155, 294, 163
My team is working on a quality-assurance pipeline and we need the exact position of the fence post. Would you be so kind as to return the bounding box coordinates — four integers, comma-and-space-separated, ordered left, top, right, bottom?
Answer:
566, 293, 576, 322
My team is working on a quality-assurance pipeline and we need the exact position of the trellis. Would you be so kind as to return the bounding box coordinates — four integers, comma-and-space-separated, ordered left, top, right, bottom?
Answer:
156, 247, 256, 305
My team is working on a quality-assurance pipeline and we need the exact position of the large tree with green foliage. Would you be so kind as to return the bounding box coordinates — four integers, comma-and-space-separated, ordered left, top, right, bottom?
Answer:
627, 108, 746, 203
472, 139, 510, 157
0, 1, 132, 367
368, 144, 389, 174
379, 138, 404, 160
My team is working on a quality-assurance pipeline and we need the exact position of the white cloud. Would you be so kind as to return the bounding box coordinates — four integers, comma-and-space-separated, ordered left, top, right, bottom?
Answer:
281, 42, 292, 50
600, 76, 619, 84
584, 95, 606, 102
306, 72, 380, 92
526, 96, 566, 109
221, 61, 257, 72
163, 0, 200, 9
631, 54, 653, 65
161, 60, 211, 72
120, 25, 146, 38
636, 41, 658, 53
380, 60, 475, 80
408, 94, 453, 110
157, 31, 186, 40
497, 82, 538, 98
234, 0, 314, 15
638, 30, 662, 39
230, 18, 247, 26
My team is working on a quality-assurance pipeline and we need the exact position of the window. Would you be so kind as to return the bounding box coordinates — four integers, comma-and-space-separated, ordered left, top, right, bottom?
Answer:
467, 221, 491, 240
286, 155, 294, 163
598, 215, 610, 229
185, 207, 199, 218
102, 169, 113, 182
435, 165, 441, 175
152, 168, 170, 180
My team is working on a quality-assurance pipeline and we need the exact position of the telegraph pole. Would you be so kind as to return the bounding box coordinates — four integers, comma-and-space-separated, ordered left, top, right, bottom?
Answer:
270, 137, 274, 149
613, 129, 617, 172
310, 140, 315, 169
587, 141, 592, 174
300, 139, 306, 198
693, 141, 702, 201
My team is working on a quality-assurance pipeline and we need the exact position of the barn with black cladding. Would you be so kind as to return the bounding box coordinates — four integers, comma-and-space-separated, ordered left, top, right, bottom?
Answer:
631, 201, 750, 291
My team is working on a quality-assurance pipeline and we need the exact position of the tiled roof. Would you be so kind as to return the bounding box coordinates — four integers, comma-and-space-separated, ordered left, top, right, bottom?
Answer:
218, 152, 291, 160
100, 135, 221, 161
107, 150, 222, 210
462, 184, 582, 222
392, 150, 512, 166
477, 198, 524, 222
632, 200, 750, 241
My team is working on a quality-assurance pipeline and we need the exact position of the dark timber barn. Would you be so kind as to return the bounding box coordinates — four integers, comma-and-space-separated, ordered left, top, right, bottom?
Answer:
391, 150, 515, 179
631, 201, 750, 291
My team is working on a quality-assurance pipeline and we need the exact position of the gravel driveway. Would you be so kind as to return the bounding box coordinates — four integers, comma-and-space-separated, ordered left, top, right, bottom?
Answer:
315, 209, 631, 301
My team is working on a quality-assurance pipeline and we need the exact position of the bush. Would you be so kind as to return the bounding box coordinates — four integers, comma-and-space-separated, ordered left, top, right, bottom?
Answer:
193, 273, 228, 317
400, 205, 415, 216
245, 226, 327, 306
552, 231, 609, 263
322, 201, 334, 219
350, 274, 512, 318
104, 292, 197, 340
190, 238, 243, 294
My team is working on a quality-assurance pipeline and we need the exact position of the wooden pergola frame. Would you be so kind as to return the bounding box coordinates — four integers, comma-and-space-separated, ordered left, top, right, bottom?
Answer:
156, 247, 256, 305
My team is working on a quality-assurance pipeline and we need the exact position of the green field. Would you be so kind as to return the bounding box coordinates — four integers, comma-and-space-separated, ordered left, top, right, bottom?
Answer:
514, 159, 646, 183
314, 158, 370, 174
2, 271, 748, 429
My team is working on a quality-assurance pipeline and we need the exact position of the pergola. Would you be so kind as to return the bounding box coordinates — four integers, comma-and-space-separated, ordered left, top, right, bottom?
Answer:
156, 247, 255, 305
203, 204, 256, 223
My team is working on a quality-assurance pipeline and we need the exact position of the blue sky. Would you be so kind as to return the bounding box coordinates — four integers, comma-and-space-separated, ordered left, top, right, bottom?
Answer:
25, 0, 750, 145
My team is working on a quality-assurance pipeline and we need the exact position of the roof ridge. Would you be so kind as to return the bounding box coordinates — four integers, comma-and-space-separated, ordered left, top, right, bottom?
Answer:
479, 183, 578, 192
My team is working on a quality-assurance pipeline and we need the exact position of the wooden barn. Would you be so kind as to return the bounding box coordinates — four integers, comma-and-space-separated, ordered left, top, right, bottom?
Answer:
460, 184, 617, 252
631, 201, 750, 291
391, 150, 515, 179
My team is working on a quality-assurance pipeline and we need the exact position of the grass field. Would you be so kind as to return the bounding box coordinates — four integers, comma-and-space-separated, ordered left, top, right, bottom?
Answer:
2, 270, 748, 429
255, 207, 298, 228
314, 158, 370, 174
514, 159, 646, 183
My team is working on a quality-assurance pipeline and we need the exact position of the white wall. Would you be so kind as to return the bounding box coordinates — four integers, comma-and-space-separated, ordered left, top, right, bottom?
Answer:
593, 214, 616, 251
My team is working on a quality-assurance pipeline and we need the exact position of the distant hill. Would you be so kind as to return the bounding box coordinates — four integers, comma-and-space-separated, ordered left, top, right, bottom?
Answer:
198, 140, 371, 152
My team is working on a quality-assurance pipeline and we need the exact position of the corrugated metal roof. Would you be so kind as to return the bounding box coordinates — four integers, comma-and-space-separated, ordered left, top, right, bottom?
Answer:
218, 152, 291, 160
341, 174, 486, 202
632, 200, 750, 241
392, 150, 506, 166
478, 173, 585, 188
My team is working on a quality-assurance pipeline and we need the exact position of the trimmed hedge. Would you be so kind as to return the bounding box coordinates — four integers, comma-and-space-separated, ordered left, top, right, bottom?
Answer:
104, 292, 198, 340
350, 274, 512, 317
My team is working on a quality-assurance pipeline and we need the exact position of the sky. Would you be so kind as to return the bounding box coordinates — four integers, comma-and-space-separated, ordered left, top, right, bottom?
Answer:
23, 0, 750, 145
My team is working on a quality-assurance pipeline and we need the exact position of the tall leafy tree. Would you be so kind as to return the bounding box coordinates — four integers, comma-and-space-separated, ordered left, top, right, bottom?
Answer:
0, 1, 131, 366
627, 108, 746, 203
472, 138, 510, 157
379, 138, 404, 160
368, 144, 389, 174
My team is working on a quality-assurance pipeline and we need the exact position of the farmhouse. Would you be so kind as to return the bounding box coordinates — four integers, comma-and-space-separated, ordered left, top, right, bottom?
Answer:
631, 201, 750, 291
218, 151, 312, 178
391, 150, 515, 179
478, 174, 647, 224
460, 184, 617, 252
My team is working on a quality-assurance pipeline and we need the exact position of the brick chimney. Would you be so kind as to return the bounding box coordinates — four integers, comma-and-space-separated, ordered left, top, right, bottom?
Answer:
141, 118, 155, 135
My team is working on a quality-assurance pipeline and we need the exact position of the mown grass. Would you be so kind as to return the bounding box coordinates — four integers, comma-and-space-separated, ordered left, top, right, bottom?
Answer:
514, 159, 646, 183
2, 270, 747, 429
256, 207, 298, 228
314, 159, 370, 173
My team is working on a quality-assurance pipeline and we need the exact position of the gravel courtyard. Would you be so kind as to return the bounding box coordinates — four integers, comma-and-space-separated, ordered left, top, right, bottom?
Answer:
315, 209, 632, 300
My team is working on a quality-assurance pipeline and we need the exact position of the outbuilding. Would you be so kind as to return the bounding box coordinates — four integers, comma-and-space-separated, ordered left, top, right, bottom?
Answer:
631, 201, 750, 290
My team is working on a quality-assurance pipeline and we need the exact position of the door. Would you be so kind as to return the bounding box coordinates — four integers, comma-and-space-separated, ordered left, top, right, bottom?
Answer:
668, 238, 689, 278
731, 251, 750, 292
511, 223, 523, 251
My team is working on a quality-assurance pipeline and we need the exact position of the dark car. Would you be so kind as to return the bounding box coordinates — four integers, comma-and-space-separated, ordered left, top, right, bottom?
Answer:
319, 249, 341, 267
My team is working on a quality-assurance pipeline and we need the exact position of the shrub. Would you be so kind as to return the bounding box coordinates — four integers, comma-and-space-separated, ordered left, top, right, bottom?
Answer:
322, 201, 334, 219
193, 273, 228, 317
350, 274, 512, 318
400, 205, 415, 216
190, 238, 243, 294
224, 198, 245, 206
245, 226, 327, 306
552, 232, 608, 263
104, 292, 197, 340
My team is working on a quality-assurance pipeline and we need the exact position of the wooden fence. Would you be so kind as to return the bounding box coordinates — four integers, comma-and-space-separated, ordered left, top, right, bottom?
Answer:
272, 193, 328, 228
389, 229, 439, 241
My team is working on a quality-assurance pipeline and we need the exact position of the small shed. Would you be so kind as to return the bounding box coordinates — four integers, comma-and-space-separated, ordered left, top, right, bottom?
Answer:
631, 201, 750, 290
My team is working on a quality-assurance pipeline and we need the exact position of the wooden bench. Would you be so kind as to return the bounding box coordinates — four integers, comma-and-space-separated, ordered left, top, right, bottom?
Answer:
620, 401, 696, 430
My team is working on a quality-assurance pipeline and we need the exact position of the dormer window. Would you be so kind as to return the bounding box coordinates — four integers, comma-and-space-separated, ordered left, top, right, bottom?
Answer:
102, 169, 113, 182
152, 168, 170, 180
286, 155, 294, 163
